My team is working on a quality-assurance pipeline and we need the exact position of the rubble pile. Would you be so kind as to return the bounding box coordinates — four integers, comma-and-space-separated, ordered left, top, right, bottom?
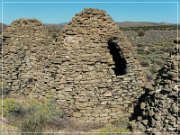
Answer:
130, 47, 179, 134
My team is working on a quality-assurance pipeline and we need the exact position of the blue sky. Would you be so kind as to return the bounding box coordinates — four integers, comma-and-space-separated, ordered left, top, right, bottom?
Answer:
0, 0, 179, 24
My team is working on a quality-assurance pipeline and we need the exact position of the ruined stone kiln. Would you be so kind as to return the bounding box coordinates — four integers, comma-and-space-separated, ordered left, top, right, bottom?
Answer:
2, 8, 146, 123
130, 47, 179, 134
2, 18, 53, 97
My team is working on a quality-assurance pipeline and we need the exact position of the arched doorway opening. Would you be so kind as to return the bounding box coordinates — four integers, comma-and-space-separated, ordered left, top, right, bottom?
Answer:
108, 39, 127, 75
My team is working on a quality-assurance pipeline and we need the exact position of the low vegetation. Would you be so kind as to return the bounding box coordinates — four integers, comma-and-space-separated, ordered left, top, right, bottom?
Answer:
91, 124, 131, 135
91, 117, 132, 135
125, 26, 178, 81
137, 29, 144, 37
0, 84, 10, 98
0, 97, 133, 134
0, 97, 64, 134
120, 24, 179, 31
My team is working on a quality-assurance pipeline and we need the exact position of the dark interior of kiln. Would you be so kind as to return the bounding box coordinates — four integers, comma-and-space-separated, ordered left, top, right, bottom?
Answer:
108, 40, 127, 75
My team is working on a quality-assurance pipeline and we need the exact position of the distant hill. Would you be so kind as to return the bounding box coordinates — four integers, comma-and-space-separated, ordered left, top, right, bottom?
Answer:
46, 21, 175, 28
117, 21, 174, 27
0, 21, 178, 34
0, 23, 8, 34
46, 23, 67, 33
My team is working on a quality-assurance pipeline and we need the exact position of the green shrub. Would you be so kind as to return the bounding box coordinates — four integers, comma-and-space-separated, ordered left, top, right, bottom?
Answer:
20, 113, 47, 135
51, 32, 58, 39
0, 98, 22, 118
154, 58, 163, 66
1, 97, 64, 134
140, 60, 149, 67
137, 44, 144, 48
137, 48, 144, 54
90, 116, 132, 135
137, 29, 145, 37
145, 70, 153, 81
111, 116, 129, 129
0, 83, 9, 98
90, 124, 132, 135
18, 98, 62, 134
150, 65, 159, 74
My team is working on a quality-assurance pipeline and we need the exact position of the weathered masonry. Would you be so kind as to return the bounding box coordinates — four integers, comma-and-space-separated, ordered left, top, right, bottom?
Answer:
130, 47, 179, 134
2, 8, 146, 123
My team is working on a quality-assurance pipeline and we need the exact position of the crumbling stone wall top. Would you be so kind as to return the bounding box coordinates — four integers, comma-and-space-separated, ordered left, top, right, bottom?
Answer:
3, 18, 47, 38
11, 18, 43, 26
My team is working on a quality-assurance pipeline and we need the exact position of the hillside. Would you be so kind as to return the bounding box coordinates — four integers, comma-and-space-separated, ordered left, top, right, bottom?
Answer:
46, 22, 179, 33
0, 21, 178, 33
0, 23, 8, 33
117, 21, 173, 27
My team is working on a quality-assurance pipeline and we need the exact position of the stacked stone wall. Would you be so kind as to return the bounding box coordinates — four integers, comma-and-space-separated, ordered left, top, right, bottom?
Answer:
2, 8, 146, 123
130, 47, 179, 134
